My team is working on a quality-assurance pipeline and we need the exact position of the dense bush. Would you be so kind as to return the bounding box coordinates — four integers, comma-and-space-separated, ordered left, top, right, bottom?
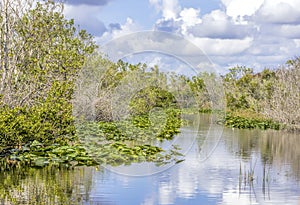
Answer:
0, 82, 76, 147
129, 86, 177, 115
222, 60, 299, 131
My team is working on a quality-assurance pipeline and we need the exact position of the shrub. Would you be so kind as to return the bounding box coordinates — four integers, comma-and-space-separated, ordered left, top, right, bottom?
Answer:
0, 82, 76, 147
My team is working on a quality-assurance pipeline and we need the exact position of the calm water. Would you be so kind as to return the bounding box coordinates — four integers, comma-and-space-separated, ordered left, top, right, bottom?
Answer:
1, 114, 300, 205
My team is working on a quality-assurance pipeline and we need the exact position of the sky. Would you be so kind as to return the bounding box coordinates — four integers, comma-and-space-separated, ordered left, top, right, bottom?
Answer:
62, 0, 300, 73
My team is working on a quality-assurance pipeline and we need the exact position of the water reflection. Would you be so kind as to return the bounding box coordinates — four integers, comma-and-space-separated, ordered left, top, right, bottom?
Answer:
0, 166, 94, 205
88, 115, 300, 205
0, 114, 299, 205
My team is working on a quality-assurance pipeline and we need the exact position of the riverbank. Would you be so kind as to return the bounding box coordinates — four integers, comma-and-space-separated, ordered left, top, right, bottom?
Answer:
223, 110, 300, 132
224, 110, 281, 130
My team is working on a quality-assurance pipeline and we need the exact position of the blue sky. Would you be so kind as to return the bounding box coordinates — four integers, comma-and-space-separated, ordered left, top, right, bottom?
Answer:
63, 0, 300, 72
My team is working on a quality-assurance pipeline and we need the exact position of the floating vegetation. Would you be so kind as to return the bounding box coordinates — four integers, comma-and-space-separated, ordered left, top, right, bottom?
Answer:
78, 108, 184, 166
1, 108, 184, 168
87, 142, 184, 167
0, 141, 97, 169
225, 112, 281, 130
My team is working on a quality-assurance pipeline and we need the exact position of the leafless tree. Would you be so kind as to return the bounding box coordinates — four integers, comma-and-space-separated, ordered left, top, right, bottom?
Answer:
263, 59, 300, 130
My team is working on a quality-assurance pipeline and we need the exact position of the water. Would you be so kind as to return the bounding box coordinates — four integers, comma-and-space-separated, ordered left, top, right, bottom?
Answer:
1, 114, 300, 205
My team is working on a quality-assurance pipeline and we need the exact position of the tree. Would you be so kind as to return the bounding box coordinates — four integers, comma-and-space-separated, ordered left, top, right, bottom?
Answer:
0, 0, 97, 146
263, 58, 300, 129
0, 0, 96, 107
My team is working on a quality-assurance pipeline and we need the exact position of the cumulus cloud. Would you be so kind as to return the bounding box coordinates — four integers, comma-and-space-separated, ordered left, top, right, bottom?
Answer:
151, 1, 255, 66
180, 8, 202, 27
179, 8, 202, 34
255, 0, 300, 24
64, 0, 112, 6
183, 0, 300, 69
161, 0, 180, 19
149, 0, 181, 20
85, 0, 300, 71
221, 0, 264, 19
221, 0, 300, 24
153, 3, 202, 34
188, 10, 256, 39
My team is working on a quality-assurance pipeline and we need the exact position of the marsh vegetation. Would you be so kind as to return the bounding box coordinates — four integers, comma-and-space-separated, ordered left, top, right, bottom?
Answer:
0, 2, 299, 204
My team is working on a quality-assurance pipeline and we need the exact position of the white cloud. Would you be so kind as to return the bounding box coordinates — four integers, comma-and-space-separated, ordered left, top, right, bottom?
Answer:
151, 0, 183, 33
183, 0, 300, 69
151, 2, 256, 63
179, 8, 202, 34
149, 0, 180, 20
188, 10, 256, 39
221, 0, 300, 25
221, 0, 264, 19
162, 0, 180, 19
187, 36, 253, 56
279, 25, 300, 38
255, 0, 300, 24
180, 8, 202, 27
91, 0, 300, 71
257, 24, 300, 39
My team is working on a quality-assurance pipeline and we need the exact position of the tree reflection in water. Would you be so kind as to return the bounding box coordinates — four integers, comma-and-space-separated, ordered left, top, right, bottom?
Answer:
0, 165, 95, 205
225, 127, 300, 203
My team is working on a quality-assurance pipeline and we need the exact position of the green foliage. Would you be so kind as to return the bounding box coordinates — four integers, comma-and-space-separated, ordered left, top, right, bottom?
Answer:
0, 0, 96, 147
156, 109, 181, 140
129, 86, 177, 115
0, 82, 76, 147
223, 66, 277, 112
188, 76, 206, 92
76, 108, 183, 166
1, 0, 298, 172
187, 74, 211, 110
91, 142, 183, 166
226, 93, 250, 110
225, 112, 280, 130
5, 140, 97, 168
223, 66, 254, 110
0, 104, 183, 168
77, 108, 182, 142
1, 0, 96, 107
222, 63, 300, 131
